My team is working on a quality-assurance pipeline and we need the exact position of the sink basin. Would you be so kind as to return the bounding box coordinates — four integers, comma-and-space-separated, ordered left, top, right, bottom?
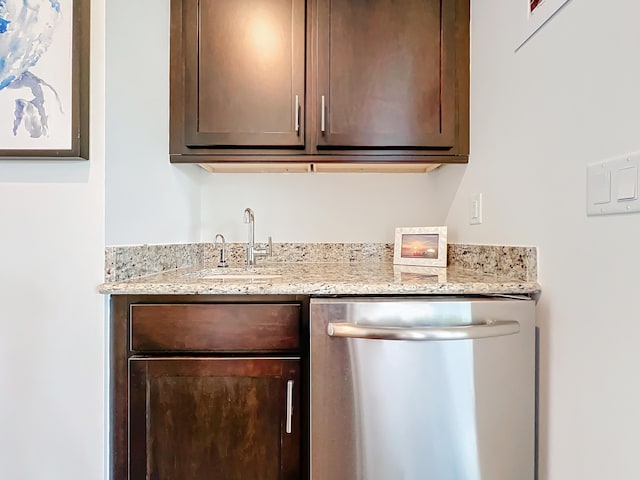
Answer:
202, 273, 282, 280
186, 267, 283, 281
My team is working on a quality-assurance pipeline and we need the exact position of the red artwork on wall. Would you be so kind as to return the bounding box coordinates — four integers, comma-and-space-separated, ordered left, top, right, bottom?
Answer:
518, 0, 570, 49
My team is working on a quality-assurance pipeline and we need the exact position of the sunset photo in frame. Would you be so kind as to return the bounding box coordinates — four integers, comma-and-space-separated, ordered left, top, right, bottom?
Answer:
393, 226, 448, 268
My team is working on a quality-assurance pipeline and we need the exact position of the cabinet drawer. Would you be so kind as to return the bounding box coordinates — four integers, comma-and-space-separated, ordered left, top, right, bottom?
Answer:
130, 304, 300, 353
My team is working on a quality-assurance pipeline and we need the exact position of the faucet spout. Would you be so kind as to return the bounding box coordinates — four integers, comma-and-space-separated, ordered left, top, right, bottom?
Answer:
243, 208, 272, 267
244, 208, 273, 268
243, 207, 255, 246
243, 208, 256, 266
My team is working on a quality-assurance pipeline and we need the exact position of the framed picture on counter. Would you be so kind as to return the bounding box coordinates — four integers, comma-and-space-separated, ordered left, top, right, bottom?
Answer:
393, 265, 447, 283
393, 226, 447, 268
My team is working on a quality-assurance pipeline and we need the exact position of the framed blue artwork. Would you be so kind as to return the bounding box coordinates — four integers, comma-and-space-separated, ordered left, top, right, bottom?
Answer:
0, 0, 89, 160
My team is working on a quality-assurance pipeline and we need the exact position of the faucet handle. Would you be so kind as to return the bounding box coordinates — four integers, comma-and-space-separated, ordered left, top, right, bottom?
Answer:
252, 236, 273, 262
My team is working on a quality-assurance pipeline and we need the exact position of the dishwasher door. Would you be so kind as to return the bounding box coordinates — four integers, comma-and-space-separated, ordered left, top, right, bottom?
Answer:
310, 296, 535, 480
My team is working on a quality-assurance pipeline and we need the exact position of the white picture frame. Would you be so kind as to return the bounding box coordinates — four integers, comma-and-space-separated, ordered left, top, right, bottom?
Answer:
516, 0, 571, 50
393, 265, 448, 284
393, 226, 448, 268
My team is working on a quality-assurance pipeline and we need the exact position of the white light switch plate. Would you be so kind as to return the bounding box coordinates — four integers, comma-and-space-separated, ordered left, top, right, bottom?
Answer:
587, 153, 640, 216
470, 193, 483, 225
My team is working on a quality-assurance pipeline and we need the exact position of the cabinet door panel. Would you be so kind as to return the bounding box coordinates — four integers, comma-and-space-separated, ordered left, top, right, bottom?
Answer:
316, 0, 456, 149
183, 0, 305, 148
129, 358, 300, 480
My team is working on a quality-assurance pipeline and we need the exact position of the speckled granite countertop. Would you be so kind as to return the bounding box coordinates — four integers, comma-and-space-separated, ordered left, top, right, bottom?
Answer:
99, 261, 540, 296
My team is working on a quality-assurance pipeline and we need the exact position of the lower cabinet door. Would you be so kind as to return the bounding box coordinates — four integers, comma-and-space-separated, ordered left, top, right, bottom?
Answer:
129, 357, 300, 480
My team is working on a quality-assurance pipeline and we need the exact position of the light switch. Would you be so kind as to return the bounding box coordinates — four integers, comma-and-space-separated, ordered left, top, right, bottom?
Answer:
616, 166, 637, 201
587, 152, 640, 216
589, 170, 611, 204
470, 193, 483, 225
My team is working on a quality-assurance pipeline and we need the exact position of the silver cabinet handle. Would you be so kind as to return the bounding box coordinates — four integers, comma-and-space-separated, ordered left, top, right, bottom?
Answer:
295, 95, 300, 134
285, 380, 294, 434
327, 320, 520, 341
321, 95, 326, 133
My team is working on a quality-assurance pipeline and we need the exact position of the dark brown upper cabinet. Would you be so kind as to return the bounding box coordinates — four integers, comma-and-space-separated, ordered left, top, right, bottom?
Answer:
316, 0, 456, 150
170, 0, 469, 165
179, 0, 305, 148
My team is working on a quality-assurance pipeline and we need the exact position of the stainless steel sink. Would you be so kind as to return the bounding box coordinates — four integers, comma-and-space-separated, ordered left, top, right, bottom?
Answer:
204, 273, 282, 280
186, 267, 282, 281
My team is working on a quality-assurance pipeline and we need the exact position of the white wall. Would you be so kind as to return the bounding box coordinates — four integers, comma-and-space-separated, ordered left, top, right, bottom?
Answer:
0, 1, 106, 479
105, 0, 203, 246
102, 1, 640, 478
447, 1, 640, 479
101, 0, 458, 246
201, 169, 462, 242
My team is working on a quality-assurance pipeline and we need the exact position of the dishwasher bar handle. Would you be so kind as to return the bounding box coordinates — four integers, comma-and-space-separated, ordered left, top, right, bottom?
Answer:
327, 320, 520, 341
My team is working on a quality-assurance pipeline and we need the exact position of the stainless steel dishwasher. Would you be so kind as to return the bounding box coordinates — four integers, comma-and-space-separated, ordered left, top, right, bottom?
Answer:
310, 296, 535, 480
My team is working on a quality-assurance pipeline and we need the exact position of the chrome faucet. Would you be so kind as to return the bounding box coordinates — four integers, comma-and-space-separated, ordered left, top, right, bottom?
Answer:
214, 233, 228, 268
243, 207, 272, 267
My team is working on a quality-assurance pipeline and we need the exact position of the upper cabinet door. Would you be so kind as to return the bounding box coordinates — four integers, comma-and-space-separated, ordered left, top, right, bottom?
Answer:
182, 0, 306, 148
316, 0, 457, 150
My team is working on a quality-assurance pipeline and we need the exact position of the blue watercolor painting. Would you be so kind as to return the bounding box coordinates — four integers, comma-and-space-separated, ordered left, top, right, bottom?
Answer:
0, 0, 65, 142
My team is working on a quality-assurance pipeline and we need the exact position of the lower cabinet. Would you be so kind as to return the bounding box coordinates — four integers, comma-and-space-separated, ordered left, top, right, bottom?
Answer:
110, 296, 305, 480
129, 358, 300, 480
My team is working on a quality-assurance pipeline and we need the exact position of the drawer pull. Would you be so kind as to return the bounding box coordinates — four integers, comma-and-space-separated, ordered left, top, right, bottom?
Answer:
321, 95, 326, 133
295, 95, 300, 134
